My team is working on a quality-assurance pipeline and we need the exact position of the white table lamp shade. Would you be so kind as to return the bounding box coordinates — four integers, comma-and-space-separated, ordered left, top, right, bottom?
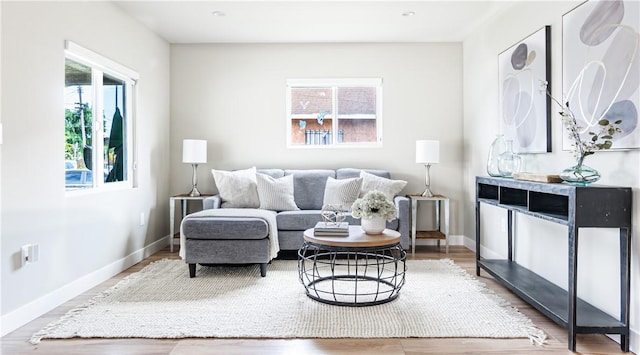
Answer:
416, 140, 439, 164
182, 139, 207, 164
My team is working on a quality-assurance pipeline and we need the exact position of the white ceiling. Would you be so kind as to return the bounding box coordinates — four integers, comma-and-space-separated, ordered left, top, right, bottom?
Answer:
114, 1, 514, 43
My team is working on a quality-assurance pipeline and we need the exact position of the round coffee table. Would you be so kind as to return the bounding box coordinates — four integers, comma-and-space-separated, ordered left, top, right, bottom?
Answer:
298, 226, 406, 307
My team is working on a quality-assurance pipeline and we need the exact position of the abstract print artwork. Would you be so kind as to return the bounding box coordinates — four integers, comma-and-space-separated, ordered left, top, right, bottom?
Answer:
499, 26, 551, 153
563, 0, 640, 150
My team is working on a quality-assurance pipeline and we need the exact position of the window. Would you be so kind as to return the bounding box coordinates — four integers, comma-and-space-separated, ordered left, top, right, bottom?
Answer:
64, 41, 138, 191
286, 78, 383, 148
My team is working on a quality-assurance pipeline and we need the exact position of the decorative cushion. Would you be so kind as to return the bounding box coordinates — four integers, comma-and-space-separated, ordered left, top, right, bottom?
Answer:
360, 170, 407, 201
256, 173, 300, 211
322, 177, 363, 211
211, 167, 260, 208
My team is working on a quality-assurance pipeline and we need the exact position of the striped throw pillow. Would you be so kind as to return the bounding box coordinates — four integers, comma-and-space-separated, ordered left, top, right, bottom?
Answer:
322, 177, 363, 211
256, 173, 300, 211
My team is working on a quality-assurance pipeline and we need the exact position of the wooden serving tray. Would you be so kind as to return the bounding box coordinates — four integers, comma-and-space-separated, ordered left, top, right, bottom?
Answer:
512, 172, 563, 183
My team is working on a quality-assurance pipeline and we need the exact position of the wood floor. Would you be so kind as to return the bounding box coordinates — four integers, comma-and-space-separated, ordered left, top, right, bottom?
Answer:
1, 245, 631, 355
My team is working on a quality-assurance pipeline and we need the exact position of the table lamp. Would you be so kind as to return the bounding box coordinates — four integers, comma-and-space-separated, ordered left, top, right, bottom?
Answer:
416, 140, 440, 197
183, 139, 207, 196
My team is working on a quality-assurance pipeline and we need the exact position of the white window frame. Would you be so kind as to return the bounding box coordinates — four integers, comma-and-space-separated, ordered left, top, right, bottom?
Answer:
64, 41, 139, 194
286, 78, 383, 148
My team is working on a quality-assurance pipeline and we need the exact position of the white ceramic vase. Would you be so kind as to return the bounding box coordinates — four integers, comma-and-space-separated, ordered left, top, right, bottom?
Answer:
360, 216, 386, 234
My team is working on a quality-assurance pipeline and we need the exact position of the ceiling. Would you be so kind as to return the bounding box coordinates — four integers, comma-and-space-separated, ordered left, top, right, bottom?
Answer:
113, 1, 514, 43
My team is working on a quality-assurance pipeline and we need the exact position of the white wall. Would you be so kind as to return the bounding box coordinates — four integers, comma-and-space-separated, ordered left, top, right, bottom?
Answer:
0, 2, 170, 334
463, 1, 639, 351
170, 43, 465, 234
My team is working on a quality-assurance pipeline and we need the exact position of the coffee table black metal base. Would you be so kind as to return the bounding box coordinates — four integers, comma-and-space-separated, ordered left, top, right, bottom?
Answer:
298, 242, 406, 307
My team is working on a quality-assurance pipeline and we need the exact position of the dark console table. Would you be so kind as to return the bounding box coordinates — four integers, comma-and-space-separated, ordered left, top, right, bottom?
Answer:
475, 176, 632, 352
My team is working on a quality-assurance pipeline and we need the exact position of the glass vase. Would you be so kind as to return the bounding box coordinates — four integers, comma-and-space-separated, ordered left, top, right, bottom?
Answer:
560, 155, 600, 186
497, 140, 522, 178
487, 134, 507, 177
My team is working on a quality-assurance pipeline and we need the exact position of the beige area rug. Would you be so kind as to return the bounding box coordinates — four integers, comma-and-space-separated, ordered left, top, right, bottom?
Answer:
30, 259, 545, 344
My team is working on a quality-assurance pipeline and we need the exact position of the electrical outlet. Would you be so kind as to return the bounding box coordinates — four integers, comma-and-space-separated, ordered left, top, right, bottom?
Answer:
21, 244, 39, 265
139, 212, 145, 226
21, 245, 29, 266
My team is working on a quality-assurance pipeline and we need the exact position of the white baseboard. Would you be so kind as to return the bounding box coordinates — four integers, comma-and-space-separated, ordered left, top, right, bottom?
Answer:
630, 329, 639, 353
607, 333, 639, 353
462, 235, 505, 259
463, 235, 475, 251
0, 236, 170, 337
414, 234, 466, 247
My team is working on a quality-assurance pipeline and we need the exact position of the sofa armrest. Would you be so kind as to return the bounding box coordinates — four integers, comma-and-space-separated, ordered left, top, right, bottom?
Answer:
394, 195, 410, 249
203, 195, 222, 209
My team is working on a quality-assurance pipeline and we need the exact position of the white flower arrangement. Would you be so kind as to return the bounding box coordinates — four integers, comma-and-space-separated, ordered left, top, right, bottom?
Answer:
351, 190, 398, 221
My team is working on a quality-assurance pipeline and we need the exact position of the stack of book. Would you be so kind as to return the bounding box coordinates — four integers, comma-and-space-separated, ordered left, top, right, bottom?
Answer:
314, 221, 349, 236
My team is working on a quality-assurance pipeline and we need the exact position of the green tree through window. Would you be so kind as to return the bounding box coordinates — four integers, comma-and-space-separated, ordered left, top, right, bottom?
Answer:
64, 41, 137, 191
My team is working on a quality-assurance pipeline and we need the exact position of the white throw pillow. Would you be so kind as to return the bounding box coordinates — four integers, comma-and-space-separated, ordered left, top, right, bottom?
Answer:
323, 177, 363, 211
211, 167, 260, 208
256, 173, 300, 211
360, 171, 407, 201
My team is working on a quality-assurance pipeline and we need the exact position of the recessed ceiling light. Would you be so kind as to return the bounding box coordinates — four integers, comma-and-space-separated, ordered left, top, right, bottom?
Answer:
402, 11, 415, 17
212, 11, 226, 17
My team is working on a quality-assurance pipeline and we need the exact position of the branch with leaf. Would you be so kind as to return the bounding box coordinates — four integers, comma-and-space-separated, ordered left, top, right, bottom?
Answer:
540, 80, 622, 163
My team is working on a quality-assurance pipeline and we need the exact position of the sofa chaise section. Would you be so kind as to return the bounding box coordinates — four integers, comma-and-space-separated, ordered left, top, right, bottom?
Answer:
181, 168, 410, 276
182, 215, 271, 277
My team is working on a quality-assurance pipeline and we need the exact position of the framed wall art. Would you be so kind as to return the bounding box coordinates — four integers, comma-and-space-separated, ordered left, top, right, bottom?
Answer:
499, 26, 551, 154
562, 0, 640, 150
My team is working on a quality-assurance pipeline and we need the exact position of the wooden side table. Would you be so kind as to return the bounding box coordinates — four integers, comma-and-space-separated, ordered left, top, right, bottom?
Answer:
408, 194, 450, 255
169, 194, 213, 252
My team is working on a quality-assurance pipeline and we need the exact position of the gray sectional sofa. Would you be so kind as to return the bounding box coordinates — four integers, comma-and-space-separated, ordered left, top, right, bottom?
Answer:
181, 168, 409, 277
